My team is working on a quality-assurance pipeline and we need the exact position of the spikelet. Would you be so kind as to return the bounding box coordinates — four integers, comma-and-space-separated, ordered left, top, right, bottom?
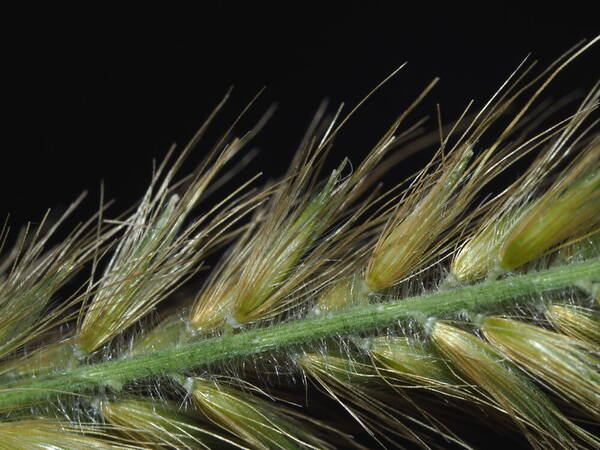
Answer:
367, 336, 521, 448
546, 304, 600, 344
75, 100, 264, 354
315, 272, 372, 313
481, 316, 600, 421
188, 203, 268, 332
451, 74, 599, 282
366, 143, 474, 291
101, 397, 242, 449
431, 321, 599, 449
450, 208, 522, 282
298, 351, 435, 448
499, 142, 600, 271
229, 166, 348, 325
186, 377, 334, 449
127, 313, 190, 356
369, 336, 460, 389
299, 347, 494, 449
364, 59, 565, 290
0, 418, 135, 449
0, 337, 77, 378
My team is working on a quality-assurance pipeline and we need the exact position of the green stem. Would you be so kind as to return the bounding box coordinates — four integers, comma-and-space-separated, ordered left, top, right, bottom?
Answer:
1, 258, 598, 411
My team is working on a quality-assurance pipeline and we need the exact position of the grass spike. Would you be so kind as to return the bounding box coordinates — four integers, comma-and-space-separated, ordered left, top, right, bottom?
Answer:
0, 38, 598, 449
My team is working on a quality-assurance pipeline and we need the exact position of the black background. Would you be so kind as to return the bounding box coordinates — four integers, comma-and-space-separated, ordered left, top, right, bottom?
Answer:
3, 3, 598, 228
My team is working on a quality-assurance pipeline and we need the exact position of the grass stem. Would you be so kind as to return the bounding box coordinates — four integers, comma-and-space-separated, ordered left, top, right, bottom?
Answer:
1, 257, 598, 411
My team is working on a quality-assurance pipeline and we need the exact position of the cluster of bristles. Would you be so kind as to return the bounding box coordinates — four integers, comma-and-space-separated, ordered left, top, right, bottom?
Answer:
0, 39, 598, 449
